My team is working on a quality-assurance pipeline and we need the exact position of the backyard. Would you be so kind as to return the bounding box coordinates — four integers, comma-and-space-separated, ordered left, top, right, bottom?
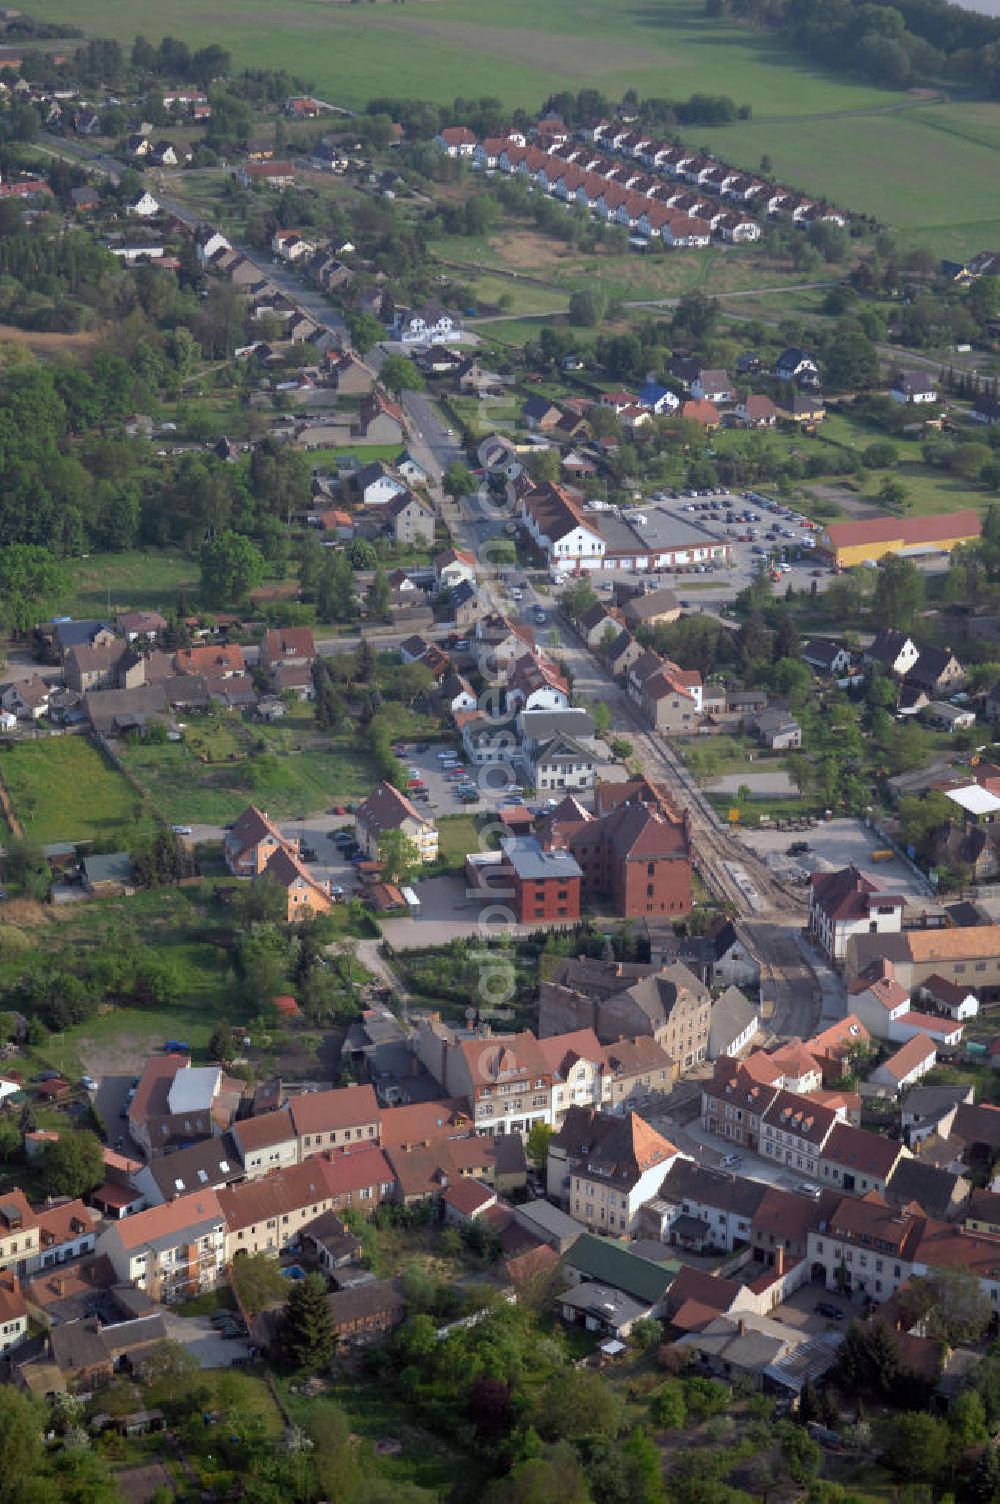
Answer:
0, 736, 155, 845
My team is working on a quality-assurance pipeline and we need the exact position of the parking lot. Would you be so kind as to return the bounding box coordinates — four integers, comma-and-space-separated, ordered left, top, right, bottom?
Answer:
741, 816, 933, 900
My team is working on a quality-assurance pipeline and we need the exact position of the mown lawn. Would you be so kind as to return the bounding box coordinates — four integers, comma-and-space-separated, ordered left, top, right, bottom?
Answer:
0, 736, 155, 845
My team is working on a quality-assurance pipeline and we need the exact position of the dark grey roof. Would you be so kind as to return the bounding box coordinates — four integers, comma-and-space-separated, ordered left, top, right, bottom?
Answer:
885, 1157, 968, 1219
659, 1158, 769, 1220
145, 1132, 243, 1200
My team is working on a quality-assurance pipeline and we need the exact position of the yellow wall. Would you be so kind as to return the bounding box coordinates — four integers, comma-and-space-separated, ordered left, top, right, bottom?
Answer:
828, 531, 979, 568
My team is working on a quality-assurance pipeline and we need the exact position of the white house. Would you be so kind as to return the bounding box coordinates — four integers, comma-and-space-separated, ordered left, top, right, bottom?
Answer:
127, 191, 161, 218
396, 306, 460, 345
869, 1033, 937, 1094
708, 986, 760, 1060
519, 482, 606, 574
434, 126, 477, 157
809, 865, 904, 964
848, 962, 912, 1040
435, 547, 478, 590
891, 371, 938, 405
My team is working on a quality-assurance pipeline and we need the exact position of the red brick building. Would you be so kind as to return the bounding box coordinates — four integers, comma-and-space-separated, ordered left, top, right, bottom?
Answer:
552, 798, 693, 919
467, 836, 582, 923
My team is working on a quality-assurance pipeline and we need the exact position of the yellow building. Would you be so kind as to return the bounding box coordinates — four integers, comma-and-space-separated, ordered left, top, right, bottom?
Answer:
821, 508, 981, 569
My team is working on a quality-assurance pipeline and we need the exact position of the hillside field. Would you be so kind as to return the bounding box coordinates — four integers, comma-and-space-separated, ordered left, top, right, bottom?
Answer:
22, 0, 1000, 250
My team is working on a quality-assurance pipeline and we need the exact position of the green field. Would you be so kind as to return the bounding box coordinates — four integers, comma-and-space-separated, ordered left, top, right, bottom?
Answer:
58, 549, 199, 620
696, 103, 1000, 249
120, 731, 375, 825
0, 736, 153, 844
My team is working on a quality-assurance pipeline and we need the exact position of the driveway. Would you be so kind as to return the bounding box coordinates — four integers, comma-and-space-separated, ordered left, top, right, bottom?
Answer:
165, 1312, 253, 1367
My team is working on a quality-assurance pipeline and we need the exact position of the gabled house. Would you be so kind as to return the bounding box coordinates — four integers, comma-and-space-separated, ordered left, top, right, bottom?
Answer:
691, 369, 732, 404
263, 846, 333, 923
562, 1110, 680, 1234
809, 865, 905, 964
734, 393, 777, 428
760, 1090, 837, 1177
802, 639, 853, 677
383, 488, 435, 547
355, 780, 438, 862
224, 804, 296, 878
775, 348, 818, 383
891, 371, 938, 405
435, 547, 477, 590
97, 1190, 226, 1301
865, 629, 920, 679
818, 1122, 909, 1195
355, 460, 406, 509
906, 646, 966, 697
532, 733, 596, 792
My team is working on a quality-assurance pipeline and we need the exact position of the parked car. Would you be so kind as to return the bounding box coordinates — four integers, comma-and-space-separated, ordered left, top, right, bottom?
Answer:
815, 1301, 845, 1320
171, 824, 193, 836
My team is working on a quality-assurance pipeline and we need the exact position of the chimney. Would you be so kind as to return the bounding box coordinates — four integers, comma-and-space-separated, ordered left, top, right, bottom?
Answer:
775, 1246, 785, 1276
737, 1318, 747, 1337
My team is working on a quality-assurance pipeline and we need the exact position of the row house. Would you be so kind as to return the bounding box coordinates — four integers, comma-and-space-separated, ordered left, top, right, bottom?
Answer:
540, 1030, 675, 1126
222, 1084, 381, 1178
564, 1112, 680, 1235
760, 1090, 838, 1177
413, 1021, 554, 1136
651, 1158, 767, 1253
97, 1190, 226, 1302
701, 1058, 779, 1151
218, 1147, 394, 1260
807, 1192, 923, 1300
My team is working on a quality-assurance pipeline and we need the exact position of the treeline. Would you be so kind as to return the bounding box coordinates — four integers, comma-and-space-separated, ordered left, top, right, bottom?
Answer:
708, 0, 1000, 94
368, 85, 750, 138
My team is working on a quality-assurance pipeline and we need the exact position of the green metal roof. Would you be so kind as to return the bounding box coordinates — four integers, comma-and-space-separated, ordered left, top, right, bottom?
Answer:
563, 1233, 679, 1304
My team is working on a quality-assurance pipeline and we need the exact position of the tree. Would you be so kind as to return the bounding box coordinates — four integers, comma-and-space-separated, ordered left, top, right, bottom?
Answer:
378, 828, 421, 885
0, 1388, 44, 1504
591, 701, 612, 738
282, 1271, 334, 1370
484, 1443, 592, 1504
39, 1129, 104, 1199
825, 330, 879, 391
533, 1367, 623, 1441
366, 567, 391, 623
649, 1380, 686, 1429
379, 356, 424, 398
347, 312, 385, 356
951, 1387, 988, 1445
443, 462, 474, 501
527, 448, 560, 485
2, 839, 50, 901
307, 1402, 360, 1502
200, 530, 265, 607
561, 579, 599, 621
525, 1122, 554, 1168
879, 1412, 950, 1484
348, 538, 378, 570
0, 545, 70, 635
904, 1267, 993, 1347
873, 554, 924, 631
209, 1022, 236, 1062
569, 289, 605, 327
878, 475, 908, 510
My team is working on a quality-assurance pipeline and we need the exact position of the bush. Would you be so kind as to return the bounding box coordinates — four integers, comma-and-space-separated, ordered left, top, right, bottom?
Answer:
683, 1376, 730, 1421
650, 1381, 686, 1429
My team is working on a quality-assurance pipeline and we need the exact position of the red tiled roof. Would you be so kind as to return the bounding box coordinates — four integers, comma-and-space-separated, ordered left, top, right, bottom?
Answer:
288, 1084, 379, 1137
114, 1188, 224, 1250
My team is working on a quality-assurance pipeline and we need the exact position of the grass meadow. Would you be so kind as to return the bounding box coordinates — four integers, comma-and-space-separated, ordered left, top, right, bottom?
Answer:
0, 736, 154, 845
